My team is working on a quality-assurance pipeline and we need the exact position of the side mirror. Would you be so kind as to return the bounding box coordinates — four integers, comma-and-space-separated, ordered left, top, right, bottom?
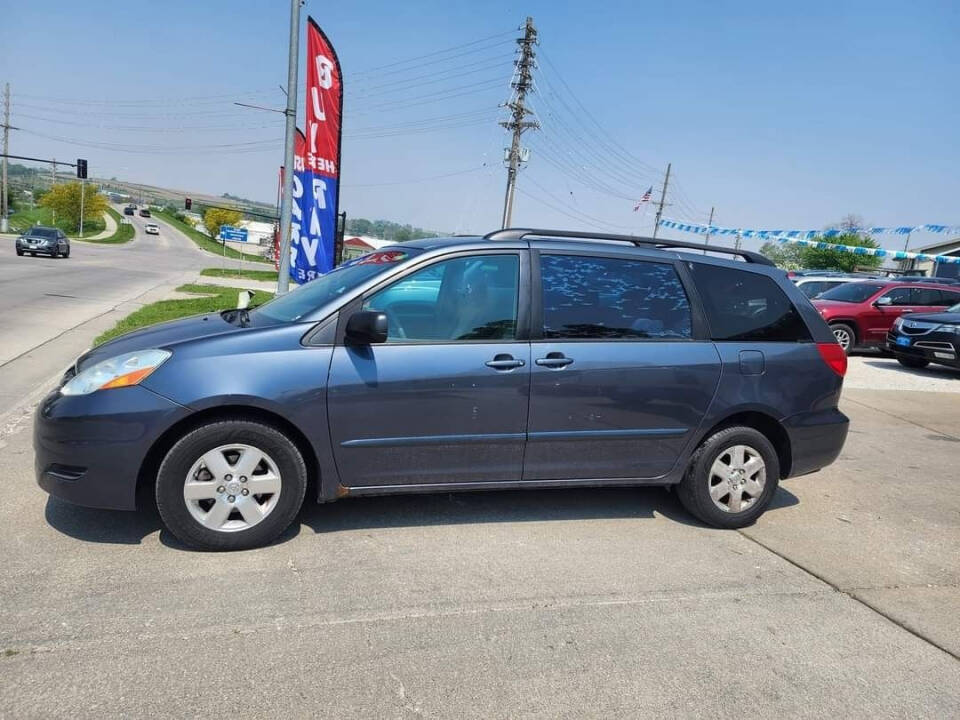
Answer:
345, 311, 388, 344
875, 296, 892, 307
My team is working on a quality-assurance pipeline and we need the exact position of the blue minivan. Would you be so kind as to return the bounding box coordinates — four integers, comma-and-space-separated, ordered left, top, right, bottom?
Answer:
35, 229, 849, 550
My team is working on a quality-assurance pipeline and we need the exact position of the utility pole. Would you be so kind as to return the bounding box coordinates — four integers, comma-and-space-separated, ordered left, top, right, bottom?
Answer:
1, 83, 10, 232
651, 162, 671, 239
51, 158, 57, 186
276, 0, 302, 295
499, 16, 539, 229
703, 206, 714, 254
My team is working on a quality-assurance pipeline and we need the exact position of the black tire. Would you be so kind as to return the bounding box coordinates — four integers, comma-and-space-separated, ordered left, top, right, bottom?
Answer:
15, 249, 23, 256
896, 355, 929, 369
676, 426, 780, 529
156, 419, 308, 551
829, 323, 856, 355
63, 246, 70, 258
52, 246, 60, 258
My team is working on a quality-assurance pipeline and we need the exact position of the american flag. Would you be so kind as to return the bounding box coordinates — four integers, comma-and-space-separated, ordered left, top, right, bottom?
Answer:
633, 187, 652, 211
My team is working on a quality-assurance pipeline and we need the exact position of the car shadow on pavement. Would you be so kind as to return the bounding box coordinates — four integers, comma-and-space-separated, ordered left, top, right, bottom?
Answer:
299, 484, 800, 535
45, 496, 165, 546
862, 359, 960, 379
43, 485, 800, 549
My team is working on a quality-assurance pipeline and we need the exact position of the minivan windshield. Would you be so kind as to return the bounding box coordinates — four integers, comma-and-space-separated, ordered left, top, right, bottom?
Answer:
253, 248, 420, 323
817, 282, 885, 303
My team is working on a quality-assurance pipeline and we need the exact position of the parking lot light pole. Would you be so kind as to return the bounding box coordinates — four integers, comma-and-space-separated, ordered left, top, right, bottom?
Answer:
276, 0, 303, 295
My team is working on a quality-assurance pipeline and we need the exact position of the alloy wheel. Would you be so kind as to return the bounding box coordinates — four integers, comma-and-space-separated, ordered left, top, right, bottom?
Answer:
707, 444, 766, 514
183, 444, 282, 532
832, 326, 851, 351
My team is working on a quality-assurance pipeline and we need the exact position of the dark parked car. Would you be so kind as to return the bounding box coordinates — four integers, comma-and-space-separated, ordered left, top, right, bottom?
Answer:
887, 302, 960, 370
124, 205, 136, 216
15, 226, 70, 258
35, 229, 850, 550
812, 280, 960, 353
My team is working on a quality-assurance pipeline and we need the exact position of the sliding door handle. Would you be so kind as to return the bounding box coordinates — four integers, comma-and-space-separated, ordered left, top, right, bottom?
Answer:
485, 354, 525, 370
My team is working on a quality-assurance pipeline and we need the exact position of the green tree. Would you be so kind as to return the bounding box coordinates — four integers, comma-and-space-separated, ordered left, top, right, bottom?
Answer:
799, 233, 883, 272
759, 241, 805, 270
39, 182, 109, 233
203, 208, 243, 239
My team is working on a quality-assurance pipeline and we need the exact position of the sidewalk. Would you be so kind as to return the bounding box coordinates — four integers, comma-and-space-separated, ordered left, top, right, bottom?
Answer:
187, 273, 280, 293
76, 210, 117, 241
0, 210, 115, 241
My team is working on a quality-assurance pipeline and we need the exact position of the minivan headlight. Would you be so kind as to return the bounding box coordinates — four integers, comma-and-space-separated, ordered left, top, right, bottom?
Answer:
935, 324, 960, 335
61, 349, 171, 396
892, 316, 905, 332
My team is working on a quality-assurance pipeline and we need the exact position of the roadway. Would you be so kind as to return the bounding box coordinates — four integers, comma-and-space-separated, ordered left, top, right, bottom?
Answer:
0, 209, 205, 410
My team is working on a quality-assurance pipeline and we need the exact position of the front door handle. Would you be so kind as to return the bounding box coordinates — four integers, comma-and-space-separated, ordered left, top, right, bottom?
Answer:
900, 310, 914, 314
485, 354, 525, 371
535, 352, 574, 369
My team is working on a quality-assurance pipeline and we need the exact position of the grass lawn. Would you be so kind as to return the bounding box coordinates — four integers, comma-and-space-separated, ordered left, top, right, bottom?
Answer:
94, 283, 274, 346
154, 209, 272, 264
75, 207, 135, 244
8, 205, 106, 238
200, 267, 279, 282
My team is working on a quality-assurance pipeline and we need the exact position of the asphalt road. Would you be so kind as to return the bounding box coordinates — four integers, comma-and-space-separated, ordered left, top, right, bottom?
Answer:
0, 232, 957, 717
0, 210, 203, 410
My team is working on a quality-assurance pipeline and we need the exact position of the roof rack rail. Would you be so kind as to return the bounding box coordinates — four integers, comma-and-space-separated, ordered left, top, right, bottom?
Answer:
483, 228, 775, 266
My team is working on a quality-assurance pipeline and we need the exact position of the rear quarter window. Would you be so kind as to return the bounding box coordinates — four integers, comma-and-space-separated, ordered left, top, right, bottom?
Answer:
688, 263, 812, 342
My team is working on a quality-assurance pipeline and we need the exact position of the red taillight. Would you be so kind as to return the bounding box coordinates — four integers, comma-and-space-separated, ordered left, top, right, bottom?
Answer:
817, 342, 847, 377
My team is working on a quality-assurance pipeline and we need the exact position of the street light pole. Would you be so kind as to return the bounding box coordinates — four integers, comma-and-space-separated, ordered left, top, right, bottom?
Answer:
276, 0, 302, 295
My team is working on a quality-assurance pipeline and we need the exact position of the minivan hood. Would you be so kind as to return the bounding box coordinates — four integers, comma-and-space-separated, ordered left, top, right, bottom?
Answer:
78, 312, 243, 371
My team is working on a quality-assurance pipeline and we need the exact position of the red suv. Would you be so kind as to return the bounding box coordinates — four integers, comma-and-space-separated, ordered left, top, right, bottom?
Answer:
812, 280, 960, 353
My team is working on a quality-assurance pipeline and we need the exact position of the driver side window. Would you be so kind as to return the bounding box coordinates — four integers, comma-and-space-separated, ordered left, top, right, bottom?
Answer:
362, 254, 520, 343
883, 288, 915, 306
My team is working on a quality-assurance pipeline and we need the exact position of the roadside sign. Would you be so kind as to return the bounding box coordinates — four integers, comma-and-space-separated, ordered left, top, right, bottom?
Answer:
220, 225, 249, 242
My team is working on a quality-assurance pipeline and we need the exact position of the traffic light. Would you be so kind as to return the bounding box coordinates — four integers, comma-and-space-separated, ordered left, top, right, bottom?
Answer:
76, 158, 88, 179
185, 197, 192, 210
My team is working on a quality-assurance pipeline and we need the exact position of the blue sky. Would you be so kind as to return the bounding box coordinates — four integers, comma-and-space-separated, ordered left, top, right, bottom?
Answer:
2, 0, 957, 248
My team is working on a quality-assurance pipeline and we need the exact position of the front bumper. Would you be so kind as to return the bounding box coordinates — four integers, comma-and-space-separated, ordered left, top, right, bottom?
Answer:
34, 385, 190, 511
17, 240, 55, 253
886, 330, 960, 367
782, 407, 849, 478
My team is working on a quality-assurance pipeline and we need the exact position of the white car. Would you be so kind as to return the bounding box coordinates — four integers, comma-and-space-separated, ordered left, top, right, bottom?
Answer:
793, 275, 858, 299
144, 223, 160, 235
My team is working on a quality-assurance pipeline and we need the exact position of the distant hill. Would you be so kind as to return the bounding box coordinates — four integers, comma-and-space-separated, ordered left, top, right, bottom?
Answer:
345, 217, 443, 242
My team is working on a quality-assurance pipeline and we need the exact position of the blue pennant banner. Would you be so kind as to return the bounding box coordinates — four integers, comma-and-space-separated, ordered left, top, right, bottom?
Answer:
658, 219, 960, 265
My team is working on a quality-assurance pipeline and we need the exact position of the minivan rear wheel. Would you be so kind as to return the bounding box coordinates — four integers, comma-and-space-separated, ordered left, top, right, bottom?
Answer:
156, 419, 307, 551
677, 426, 780, 529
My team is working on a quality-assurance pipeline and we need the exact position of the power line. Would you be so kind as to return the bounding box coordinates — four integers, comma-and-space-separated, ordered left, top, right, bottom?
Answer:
343, 165, 488, 188
351, 31, 515, 75
346, 55, 513, 99
538, 49, 662, 175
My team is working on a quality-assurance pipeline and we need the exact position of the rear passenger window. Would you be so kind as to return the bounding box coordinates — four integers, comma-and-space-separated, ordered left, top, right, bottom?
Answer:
689, 263, 812, 342
540, 255, 692, 339
914, 288, 945, 306
942, 290, 960, 306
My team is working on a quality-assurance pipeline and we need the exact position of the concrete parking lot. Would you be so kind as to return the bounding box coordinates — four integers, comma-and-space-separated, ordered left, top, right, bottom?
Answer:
0, 231, 958, 717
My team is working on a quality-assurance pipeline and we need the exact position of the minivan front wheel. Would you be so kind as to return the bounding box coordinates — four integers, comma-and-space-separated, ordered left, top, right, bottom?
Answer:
156, 419, 307, 551
677, 426, 780, 529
